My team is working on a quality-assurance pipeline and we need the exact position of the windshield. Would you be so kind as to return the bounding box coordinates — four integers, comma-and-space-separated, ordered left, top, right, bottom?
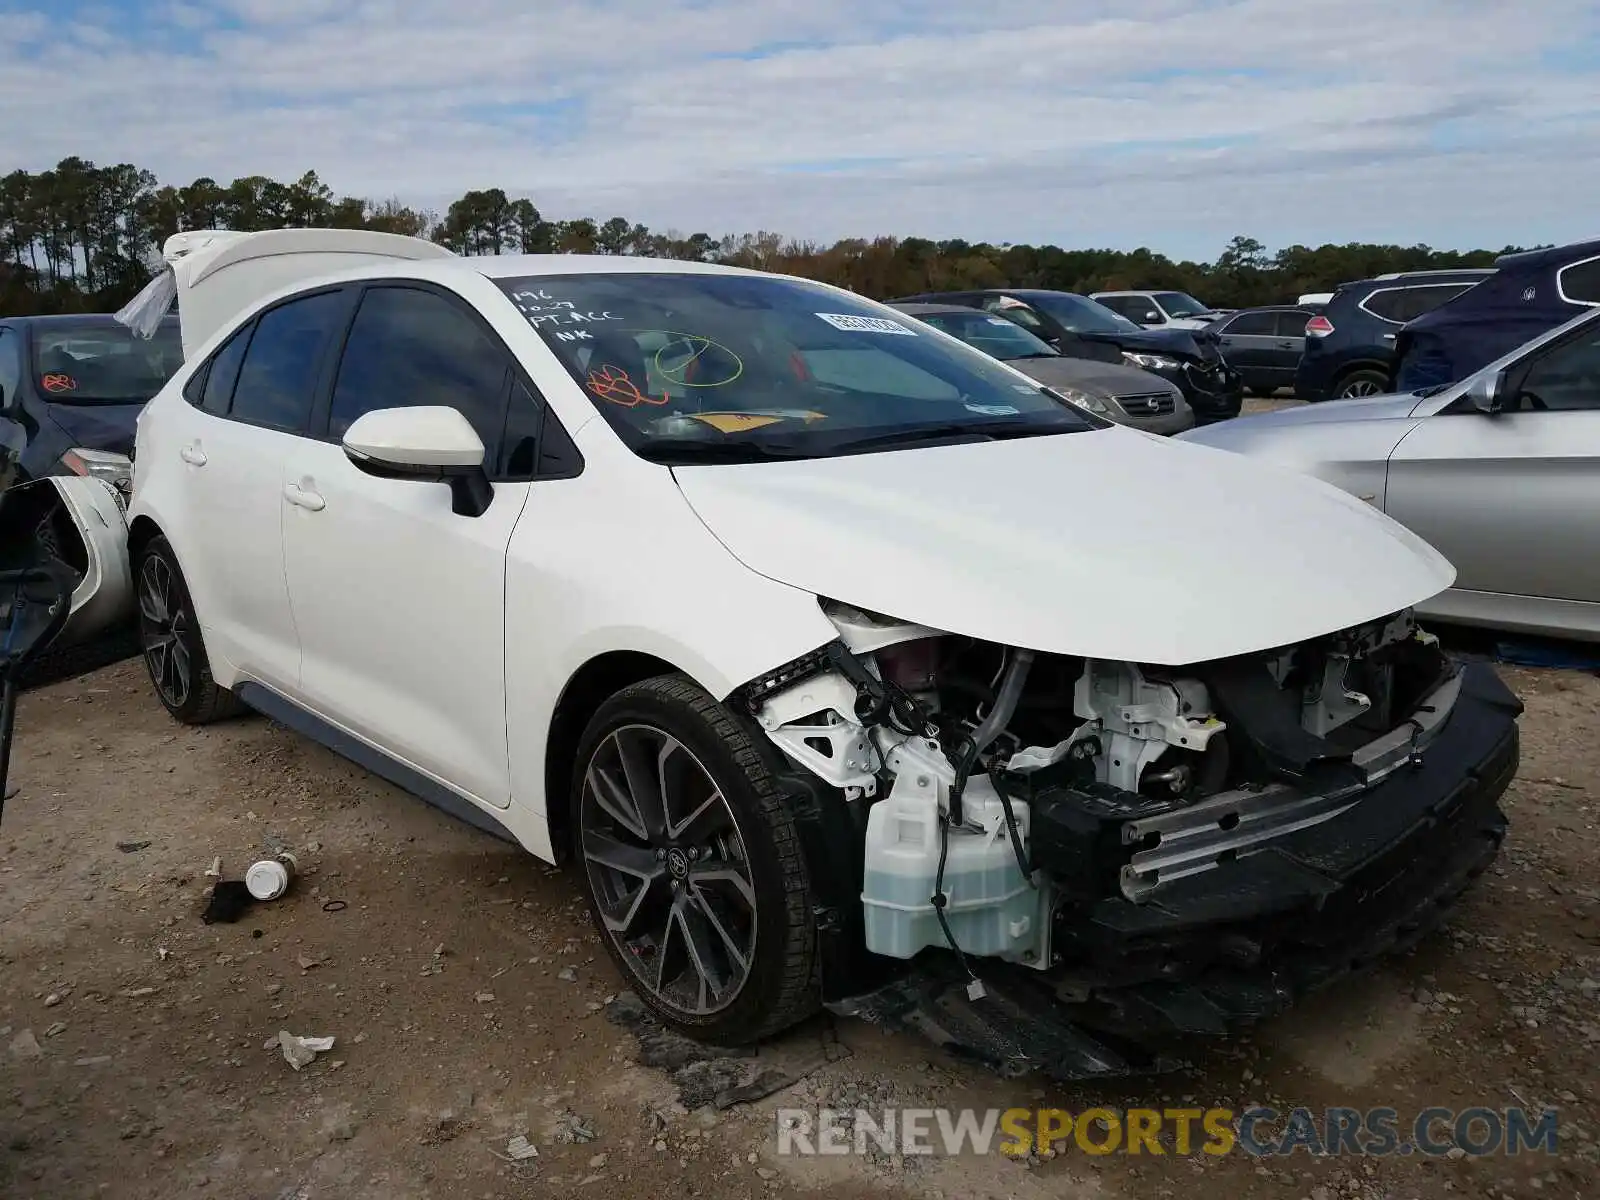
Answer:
1025, 293, 1143, 334
1152, 292, 1212, 318
911, 310, 1059, 360
32, 322, 183, 404
498, 273, 1102, 461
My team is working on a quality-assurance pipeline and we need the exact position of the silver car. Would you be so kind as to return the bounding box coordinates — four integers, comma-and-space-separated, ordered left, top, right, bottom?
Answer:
1179, 305, 1600, 643
890, 302, 1194, 434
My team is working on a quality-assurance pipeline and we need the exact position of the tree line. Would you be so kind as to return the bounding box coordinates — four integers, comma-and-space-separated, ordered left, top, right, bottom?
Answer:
1, 156, 1540, 318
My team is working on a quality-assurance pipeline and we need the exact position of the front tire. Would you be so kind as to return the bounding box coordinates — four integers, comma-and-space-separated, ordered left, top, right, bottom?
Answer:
134, 535, 245, 725
570, 674, 819, 1045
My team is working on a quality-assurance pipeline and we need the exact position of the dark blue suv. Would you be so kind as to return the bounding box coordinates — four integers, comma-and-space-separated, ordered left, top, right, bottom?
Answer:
1295, 269, 1495, 401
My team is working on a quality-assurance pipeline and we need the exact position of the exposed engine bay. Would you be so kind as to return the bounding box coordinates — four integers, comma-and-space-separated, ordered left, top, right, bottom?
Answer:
737, 597, 1465, 979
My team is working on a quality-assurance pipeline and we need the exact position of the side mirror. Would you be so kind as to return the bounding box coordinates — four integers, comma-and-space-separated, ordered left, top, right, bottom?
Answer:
1464, 370, 1507, 415
1142, 311, 1162, 324
342, 406, 493, 517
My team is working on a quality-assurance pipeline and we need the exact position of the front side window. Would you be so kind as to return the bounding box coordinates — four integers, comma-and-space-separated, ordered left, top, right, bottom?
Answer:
1223, 311, 1277, 336
916, 311, 1059, 361
1513, 325, 1600, 411
1027, 293, 1143, 334
329, 287, 510, 450
230, 291, 347, 433
31, 320, 183, 404
1152, 292, 1211, 318
496, 273, 1100, 462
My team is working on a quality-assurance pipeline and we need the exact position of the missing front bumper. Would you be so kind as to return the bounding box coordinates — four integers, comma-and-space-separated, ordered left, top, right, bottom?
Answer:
827, 662, 1522, 1083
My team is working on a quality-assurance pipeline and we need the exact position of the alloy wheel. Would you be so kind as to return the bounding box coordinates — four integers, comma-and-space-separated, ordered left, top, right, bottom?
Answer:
137, 554, 191, 709
1339, 379, 1383, 398
579, 723, 757, 1017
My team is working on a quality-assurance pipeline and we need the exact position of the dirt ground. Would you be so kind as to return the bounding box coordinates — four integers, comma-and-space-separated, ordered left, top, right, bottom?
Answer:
0, 649, 1595, 1200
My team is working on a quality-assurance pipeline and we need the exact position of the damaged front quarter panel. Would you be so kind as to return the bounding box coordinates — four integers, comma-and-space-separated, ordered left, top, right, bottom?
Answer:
734, 598, 1523, 1084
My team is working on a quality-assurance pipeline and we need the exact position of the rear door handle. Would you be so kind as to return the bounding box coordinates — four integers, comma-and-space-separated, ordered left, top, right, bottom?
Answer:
284, 482, 325, 512
1382, 333, 1397, 341
180, 444, 206, 466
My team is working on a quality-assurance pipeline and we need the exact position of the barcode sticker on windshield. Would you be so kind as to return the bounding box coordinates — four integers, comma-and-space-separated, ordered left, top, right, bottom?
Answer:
815, 313, 917, 335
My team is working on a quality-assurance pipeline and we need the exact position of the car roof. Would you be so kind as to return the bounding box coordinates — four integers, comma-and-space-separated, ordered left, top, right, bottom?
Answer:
886, 302, 984, 316
1347, 268, 1496, 290
1492, 237, 1600, 272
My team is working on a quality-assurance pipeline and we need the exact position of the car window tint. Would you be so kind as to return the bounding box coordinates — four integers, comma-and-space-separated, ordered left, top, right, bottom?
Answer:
329, 287, 510, 448
0, 330, 20, 404
983, 299, 1044, 329
498, 376, 581, 479
230, 292, 345, 432
1361, 289, 1410, 322
1516, 327, 1600, 411
1558, 257, 1600, 305
1275, 311, 1312, 337
1224, 311, 1276, 336
200, 323, 252, 415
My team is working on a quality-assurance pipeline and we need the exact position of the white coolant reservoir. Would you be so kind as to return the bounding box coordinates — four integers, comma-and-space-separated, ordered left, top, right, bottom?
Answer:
861, 774, 1041, 963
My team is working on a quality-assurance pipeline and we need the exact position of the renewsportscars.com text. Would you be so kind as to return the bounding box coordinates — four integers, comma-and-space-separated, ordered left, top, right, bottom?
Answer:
774, 1105, 1560, 1158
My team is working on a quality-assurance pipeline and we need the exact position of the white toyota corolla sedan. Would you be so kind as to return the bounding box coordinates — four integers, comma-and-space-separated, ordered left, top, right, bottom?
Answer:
121, 229, 1523, 1080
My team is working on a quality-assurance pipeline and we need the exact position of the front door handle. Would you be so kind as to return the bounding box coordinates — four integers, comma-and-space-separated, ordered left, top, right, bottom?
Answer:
180, 444, 207, 466
284, 482, 326, 512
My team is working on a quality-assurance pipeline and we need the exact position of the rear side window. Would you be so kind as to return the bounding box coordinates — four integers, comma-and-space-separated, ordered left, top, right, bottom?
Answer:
1558, 257, 1600, 305
1223, 311, 1276, 336
1363, 283, 1473, 324
198, 324, 252, 415
1275, 311, 1312, 337
328, 286, 511, 450
230, 291, 346, 433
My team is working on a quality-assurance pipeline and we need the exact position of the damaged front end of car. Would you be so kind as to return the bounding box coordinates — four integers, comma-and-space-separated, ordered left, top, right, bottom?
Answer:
732, 598, 1522, 1082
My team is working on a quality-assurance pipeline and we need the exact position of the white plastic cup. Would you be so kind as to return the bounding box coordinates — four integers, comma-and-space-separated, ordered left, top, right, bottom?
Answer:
245, 851, 298, 901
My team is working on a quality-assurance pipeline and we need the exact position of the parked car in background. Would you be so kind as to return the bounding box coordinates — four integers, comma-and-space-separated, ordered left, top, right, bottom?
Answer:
1296, 269, 1495, 401
891, 288, 1244, 423
1090, 289, 1226, 330
1393, 238, 1600, 394
1203, 306, 1315, 397
887, 303, 1193, 434
115, 228, 1523, 1082
1182, 304, 1600, 643
0, 313, 183, 493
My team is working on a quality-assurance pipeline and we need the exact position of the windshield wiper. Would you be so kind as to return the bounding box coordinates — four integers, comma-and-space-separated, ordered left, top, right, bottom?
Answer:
826, 418, 1079, 454
632, 437, 816, 464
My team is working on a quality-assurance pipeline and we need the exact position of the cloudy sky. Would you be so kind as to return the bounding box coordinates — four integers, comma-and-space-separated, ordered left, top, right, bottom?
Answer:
2, 0, 1597, 259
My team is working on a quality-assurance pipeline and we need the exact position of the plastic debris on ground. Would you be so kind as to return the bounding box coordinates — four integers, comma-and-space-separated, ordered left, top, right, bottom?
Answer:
278, 1031, 335, 1071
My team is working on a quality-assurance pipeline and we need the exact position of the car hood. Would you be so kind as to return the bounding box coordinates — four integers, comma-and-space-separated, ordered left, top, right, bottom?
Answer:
1079, 326, 1215, 360
670, 426, 1455, 666
43, 401, 146, 457
1004, 357, 1180, 396
1180, 392, 1426, 439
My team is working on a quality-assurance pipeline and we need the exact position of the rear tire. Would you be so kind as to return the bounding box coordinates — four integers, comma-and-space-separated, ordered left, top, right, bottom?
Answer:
1333, 368, 1389, 399
570, 673, 819, 1045
134, 534, 245, 725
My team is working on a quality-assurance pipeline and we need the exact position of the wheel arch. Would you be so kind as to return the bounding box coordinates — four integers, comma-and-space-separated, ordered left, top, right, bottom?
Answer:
542, 649, 682, 864
127, 514, 164, 563
1331, 358, 1393, 388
